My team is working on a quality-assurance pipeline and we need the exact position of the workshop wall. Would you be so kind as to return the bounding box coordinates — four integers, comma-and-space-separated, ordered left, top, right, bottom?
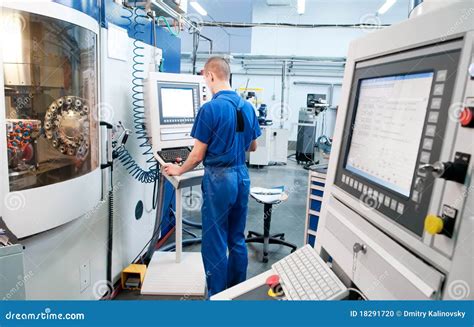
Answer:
251, 0, 411, 57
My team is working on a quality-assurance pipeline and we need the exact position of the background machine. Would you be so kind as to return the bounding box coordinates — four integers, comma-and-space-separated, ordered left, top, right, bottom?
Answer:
296, 98, 330, 165
316, 1, 473, 300
248, 97, 289, 167
142, 72, 209, 296
249, 126, 289, 166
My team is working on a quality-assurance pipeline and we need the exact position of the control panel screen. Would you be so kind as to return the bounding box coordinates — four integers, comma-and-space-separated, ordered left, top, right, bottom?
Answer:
160, 87, 195, 119
346, 72, 434, 197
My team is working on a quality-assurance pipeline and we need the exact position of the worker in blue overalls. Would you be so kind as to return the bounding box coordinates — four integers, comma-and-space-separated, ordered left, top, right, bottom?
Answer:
163, 57, 262, 298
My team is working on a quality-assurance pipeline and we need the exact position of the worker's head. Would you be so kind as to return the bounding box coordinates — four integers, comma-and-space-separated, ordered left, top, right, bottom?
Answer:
203, 56, 231, 94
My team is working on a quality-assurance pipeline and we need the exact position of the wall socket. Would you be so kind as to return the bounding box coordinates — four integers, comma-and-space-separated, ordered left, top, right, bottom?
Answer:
80, 260, 91, 293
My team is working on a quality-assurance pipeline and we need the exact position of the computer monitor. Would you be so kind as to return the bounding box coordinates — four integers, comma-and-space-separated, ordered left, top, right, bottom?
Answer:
145, 72, 208, 152
157, 82, 199, 125
333, 45, 461, 237
345, 72, 434, 197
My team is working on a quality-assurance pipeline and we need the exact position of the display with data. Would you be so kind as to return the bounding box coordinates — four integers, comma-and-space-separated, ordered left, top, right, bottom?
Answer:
158, 83, 199, 124
161, 87, 194, 118
346, 72, 434, 197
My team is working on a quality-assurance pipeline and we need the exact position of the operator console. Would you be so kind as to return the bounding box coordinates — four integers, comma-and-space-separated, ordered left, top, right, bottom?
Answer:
142, 75, 208, 297
145, 72, 209, 156
145, 72, 208, 186
315, 2, 473, 300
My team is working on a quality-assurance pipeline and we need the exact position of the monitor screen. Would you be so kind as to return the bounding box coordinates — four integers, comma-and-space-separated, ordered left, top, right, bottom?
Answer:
160, 86, 195, 119
345, 72, 434, 197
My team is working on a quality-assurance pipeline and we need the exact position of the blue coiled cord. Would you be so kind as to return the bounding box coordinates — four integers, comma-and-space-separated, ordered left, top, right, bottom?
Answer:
117, 6, 157, 183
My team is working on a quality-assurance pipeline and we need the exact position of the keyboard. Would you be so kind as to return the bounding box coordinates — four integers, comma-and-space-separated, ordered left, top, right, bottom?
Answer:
157, 147, 191, 163
272, 245, 348, 300
157, 147, 204, 170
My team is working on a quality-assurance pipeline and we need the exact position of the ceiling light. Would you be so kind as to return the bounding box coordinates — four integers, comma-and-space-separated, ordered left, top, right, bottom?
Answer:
190, 1, 208, 16
377, 0, 397, 15
297, 0, 305, 15
266, 0, 291, 5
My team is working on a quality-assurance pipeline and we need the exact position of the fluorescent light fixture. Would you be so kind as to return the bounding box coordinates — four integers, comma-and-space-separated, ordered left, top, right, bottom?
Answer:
190, 1, 207, 16
377, 0, 397, 15
297, 0, 305, 14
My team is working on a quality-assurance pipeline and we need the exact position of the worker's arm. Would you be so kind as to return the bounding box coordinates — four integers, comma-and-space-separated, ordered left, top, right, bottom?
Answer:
249, 109, 261, 152
249, 140, 258, 152
163, 139, 207, 176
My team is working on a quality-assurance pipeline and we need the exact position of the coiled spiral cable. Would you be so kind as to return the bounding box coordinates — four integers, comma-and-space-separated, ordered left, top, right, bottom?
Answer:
116, 6, 158, 183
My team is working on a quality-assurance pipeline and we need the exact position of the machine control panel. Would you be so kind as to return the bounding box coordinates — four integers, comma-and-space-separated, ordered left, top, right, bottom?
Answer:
335, 44, 463, 237
145, 73, 208, 153
316, 3, 473, 300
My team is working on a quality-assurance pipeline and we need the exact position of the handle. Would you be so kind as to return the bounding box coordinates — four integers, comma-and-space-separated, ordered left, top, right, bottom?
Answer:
100, 121, 113, 169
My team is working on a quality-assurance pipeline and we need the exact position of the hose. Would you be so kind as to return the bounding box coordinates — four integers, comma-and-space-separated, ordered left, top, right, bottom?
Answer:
115, 4, 183, 184
106, 174, 114, 297
156, 16, 180, 36
183, 228, 198, 239
182, 217, 202, 229
100, 121, 115, 299
117, 6, 158, 183
115, 6, 183, 183
145, 174, 169, 262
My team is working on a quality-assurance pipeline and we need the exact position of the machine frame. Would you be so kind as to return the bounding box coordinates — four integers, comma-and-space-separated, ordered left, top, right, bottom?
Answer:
316, 2, 473, 300
0, 1, 102, 238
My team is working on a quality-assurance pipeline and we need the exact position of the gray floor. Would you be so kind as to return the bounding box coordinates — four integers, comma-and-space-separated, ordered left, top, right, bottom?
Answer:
115, 156, 312, 300
183, 158, 309, 274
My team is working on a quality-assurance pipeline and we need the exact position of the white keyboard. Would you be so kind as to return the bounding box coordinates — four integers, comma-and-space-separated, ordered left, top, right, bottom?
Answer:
272, 245, 348, 300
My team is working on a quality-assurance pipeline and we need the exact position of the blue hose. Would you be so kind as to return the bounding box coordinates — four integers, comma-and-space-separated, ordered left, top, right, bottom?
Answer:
116, 7, 158, 183
116, 6, 182, 183
182, 217, 203, 229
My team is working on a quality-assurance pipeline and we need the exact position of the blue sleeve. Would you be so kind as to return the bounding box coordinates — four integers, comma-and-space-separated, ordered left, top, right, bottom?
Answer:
252, 110, 262, 140
191, 104, 213, 144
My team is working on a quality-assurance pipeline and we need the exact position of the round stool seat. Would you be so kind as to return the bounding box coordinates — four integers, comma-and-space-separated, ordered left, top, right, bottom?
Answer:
250, 189, 288, 205
246, 187, 296, 263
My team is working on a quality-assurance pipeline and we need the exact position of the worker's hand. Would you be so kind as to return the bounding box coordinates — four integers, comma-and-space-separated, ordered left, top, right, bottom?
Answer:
163, 163, 182, 176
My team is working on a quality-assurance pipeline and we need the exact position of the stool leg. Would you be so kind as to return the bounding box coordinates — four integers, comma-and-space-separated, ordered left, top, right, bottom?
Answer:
271, 233, 285, 240
268, 238, 298, 253
262, 203, 272, 263
247, 230, 261, 238
245, 236, 264, 244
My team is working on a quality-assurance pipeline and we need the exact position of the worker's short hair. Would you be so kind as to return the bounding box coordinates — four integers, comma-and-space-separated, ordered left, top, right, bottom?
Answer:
204, 56, 231, 81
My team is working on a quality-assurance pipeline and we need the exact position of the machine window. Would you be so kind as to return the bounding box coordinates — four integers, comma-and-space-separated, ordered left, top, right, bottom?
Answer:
2, 8, 99, 192
346, 72, 434, 197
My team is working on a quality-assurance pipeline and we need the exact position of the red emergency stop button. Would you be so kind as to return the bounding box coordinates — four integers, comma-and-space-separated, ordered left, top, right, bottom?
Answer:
266, 275, 280, 287
460, 107, 474, 127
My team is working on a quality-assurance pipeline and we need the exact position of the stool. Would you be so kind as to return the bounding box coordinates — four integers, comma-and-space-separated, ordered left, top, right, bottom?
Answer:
246, 191, 297, 263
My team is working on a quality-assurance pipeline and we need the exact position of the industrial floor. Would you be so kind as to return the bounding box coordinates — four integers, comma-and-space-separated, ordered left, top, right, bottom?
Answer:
115, 155, 317, 300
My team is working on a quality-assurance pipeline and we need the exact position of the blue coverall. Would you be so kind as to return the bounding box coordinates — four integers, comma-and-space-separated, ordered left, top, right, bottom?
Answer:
190, 90, 262, 298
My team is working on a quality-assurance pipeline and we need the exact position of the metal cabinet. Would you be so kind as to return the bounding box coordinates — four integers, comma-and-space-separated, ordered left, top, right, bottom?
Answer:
304, 170, 327, 247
